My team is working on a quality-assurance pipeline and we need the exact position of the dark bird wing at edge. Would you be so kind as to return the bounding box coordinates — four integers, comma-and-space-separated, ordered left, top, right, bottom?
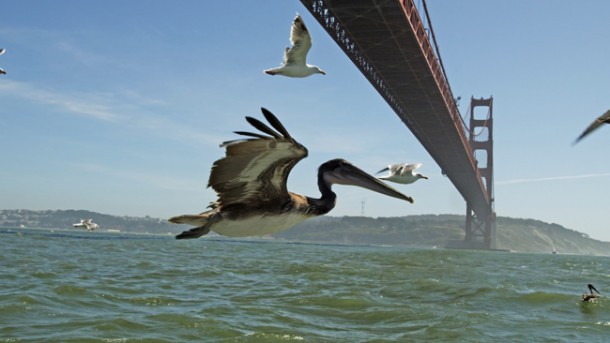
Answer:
574, 110, 610, 144
0, 48, 5, 75
207, 108, 308, 209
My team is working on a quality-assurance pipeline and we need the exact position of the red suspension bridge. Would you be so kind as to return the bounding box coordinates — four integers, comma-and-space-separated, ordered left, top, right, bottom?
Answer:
300, 0, 496, 249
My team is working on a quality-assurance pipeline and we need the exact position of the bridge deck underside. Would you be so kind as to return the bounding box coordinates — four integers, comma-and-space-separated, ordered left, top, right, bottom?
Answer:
302, 0, 490, 218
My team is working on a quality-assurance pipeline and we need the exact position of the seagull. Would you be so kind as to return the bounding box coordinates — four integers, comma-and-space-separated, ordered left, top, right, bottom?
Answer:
169, 108, 412, 239
73, 219, 99, 231
582, 283, 600, 302
377, 163, 429, 184
0, 48, 5, 75
264, 14, 325, 78
574, 110, 610, 144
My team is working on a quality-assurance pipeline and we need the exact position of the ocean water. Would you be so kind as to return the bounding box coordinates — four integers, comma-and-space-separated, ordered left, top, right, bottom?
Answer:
1, 228, 609, 342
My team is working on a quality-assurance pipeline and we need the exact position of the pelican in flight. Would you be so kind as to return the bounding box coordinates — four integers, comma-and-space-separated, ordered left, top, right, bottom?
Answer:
377, 163, 428, 185
582, 284, 601, 302
0, 48, 6, 75
169, 108, 412, 239
73, 219, 98, 231
264, 14, 325, 78
574, 110, 610, 144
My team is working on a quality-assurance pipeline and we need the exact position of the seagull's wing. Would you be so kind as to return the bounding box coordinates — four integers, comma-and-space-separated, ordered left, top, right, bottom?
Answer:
389, 164, 405, 175
376, 166, 390, 174
0, 48, 5, 56
377, 164, 401, 175
400, 163, 423, 175
208, 108, 308, 209
575, 110, 610, 143
285, 14, 312, 66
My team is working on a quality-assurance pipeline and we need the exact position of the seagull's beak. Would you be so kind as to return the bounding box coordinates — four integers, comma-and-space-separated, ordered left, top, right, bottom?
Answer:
323, 160, 414, 203
319, 70, 326, 75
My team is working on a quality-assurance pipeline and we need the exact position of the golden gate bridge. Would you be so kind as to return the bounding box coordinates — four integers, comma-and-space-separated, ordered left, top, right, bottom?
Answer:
300, 0, 496, 249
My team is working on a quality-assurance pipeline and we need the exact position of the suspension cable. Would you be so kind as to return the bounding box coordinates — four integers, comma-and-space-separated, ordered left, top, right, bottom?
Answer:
421, 0, 455, 101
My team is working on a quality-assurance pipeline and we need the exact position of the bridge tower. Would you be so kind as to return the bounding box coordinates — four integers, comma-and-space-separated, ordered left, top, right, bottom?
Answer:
465, 97, 496, 249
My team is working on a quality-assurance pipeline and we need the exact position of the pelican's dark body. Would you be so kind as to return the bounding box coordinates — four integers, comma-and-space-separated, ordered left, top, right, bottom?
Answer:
582, 283, 601, 302
169, 108, 412, 239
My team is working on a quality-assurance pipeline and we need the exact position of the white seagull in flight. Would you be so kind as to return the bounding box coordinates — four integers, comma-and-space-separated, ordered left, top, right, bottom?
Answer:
264, 14, 325, 78
574, 110, 610, 144
377, 163, 429, 185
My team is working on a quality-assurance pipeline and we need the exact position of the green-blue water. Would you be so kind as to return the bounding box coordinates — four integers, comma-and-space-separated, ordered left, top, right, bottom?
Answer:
1, 228, 609, 342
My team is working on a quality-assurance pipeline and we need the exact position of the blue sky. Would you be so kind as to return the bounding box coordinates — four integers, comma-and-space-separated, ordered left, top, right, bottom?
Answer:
2, 1, 610, 241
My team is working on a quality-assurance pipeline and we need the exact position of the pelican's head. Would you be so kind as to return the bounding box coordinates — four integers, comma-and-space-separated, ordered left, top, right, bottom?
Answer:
319, 159, 414, 203
588, 284, 600, 294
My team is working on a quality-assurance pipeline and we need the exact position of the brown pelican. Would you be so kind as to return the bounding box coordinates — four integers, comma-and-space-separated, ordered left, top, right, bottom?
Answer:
377, 163, 428, 185
574, 110, 610, 144
73, 219, 98, 231
582, 284, 600, 302
169, 108, 412, 239
264, 14, 325, 78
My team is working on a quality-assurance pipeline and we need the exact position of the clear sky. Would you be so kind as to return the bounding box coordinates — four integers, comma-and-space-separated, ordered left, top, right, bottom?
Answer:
1, 1, 610, 241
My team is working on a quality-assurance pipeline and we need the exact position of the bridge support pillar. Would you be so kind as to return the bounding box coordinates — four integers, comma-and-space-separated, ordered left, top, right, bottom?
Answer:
464, 97, 496, 249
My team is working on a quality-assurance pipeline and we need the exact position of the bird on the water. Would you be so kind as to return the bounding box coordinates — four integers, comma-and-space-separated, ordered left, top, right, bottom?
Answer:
169, 108, 413, 239
582, 283, 600, 302
574, 110, 610, 144
377, 163, 428, 185
263, 14, 326, 78
0, 48, 6, 75
73, 219, 98, 231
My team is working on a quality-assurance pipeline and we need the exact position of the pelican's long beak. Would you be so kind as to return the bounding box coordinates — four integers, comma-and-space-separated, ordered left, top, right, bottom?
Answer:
324, 160, 414, 203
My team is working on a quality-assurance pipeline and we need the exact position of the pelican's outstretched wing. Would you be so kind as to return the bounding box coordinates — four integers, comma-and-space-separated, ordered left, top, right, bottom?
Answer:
284, 14, 312, 66
208, 108, 308, 209
575, 110, 610, 144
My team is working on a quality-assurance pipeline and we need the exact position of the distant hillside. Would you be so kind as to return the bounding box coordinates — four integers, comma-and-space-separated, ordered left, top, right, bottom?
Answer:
277, 215, 610, 256
1, 210, 608, 255
0, 209, 175, 235
494, 217, 610, 255
275, 215, 465, 247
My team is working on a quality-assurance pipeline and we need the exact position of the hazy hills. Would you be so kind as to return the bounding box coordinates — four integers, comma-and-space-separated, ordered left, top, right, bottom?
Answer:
275, 215, 610, 256
1, 210, 608, 255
